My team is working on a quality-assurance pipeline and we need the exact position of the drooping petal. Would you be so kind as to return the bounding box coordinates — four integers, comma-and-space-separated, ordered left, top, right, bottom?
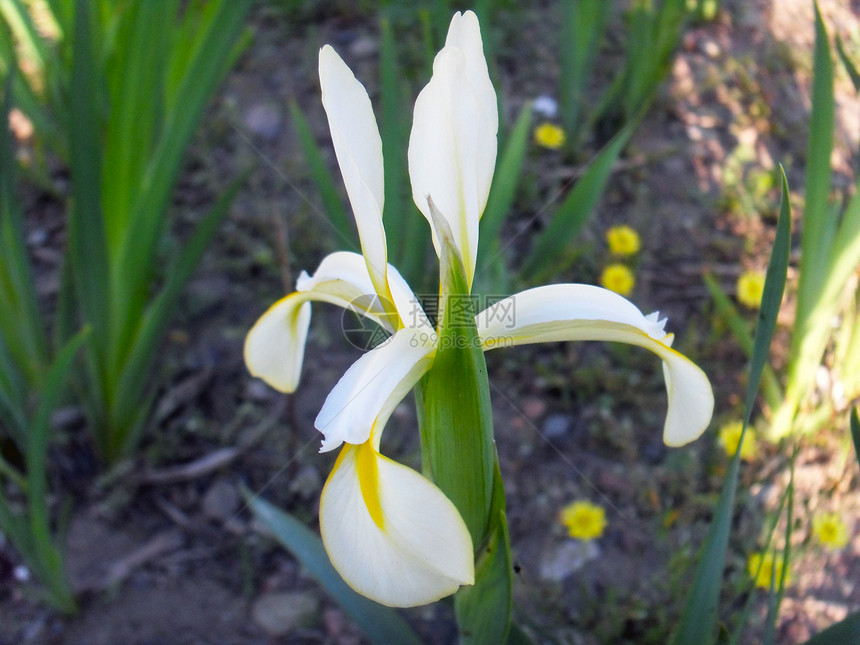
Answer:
320, 442, 474, 607
244, 293, 311, 393
245, 252, 395, 393
315, 327, 436, 452
477, 284, 714, 446
319, 45, 390, 299
408, 10, 497, 287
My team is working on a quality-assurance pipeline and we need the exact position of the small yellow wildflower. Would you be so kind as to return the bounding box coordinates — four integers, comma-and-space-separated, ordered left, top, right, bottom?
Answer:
534, 122, 566, 150
747, 551, 791, 589
559, 501, 607, 541
600, 264, 635, 297
606, 225, 641, 256
812, 512, 850, 550
737, 270, 765, 309
717, 420, 757, 461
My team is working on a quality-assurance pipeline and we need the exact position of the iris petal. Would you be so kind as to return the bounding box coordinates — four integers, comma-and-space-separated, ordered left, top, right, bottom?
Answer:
320, 442, 474, 607
477, 284, 714, 445
245, 252, 423, 393
319, 45, 389, 299
315, 328, 436, 452
407, 10, 497, 287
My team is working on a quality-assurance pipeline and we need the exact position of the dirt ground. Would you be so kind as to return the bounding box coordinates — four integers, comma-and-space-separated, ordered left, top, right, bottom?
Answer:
2, 0, 859, 643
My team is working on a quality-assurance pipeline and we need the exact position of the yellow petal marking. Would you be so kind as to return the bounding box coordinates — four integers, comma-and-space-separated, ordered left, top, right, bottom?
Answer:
355, 441, 385, 529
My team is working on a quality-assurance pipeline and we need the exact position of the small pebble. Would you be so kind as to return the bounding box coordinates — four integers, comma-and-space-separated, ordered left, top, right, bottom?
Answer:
252, 591, 320, 636
542, 414, 571, 441
539, 540, 600, 582
243, 104, 283, 141
532, 94, 558, 118
202, 480, 240, 522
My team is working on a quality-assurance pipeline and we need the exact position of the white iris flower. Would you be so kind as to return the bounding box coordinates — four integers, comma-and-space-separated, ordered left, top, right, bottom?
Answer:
244, 11, 713, 608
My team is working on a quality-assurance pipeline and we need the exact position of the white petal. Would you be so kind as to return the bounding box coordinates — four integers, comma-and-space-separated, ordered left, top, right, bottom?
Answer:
315, 328, 436, 452
477, 284, 714, 445
320, 443, 474, 607
245, 252, 393, 393
407, 11, 497, 287
319, 46, 389, 295
244, 294, 311, 393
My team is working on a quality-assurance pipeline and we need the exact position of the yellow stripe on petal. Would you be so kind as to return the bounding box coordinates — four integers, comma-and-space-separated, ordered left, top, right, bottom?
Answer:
320, 441, 474, 607
356, 441, 384, 529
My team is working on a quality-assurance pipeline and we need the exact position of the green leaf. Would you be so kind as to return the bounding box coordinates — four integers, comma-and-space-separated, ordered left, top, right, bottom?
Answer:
455, 460, 513, 645
671, 166, 791, 645
379, 15, 427, 284
479, 101, 532, 261
802, 610, 860, 645
794, 2, 835, 333
559, 0, 610, 138
702, 273, 782, 409
243, 490, 422, 645
288, 99, 356, 250
416, 210, 495, 545
850, 407, 860, 470
836, 35, 860, 93
0, 71, 48, 385
108, 173, 246, 459
521, 118, 636, 281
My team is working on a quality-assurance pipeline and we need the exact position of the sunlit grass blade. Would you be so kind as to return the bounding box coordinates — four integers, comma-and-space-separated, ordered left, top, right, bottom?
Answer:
850, 407, 860, 469
521, 117, 636, 282
671, 166, 791, 645
764, 447, 796, 645
793, 2, 835, 342
702, 273, 782, 409
802, 611, 860, 645
243, 490, 423, 645
101, 0, 172, 260
836, 36, 860, 92
288, 99, 356, 250
772, 5, 854, 439
110, 0, 254, 369
728, 487, 789, 645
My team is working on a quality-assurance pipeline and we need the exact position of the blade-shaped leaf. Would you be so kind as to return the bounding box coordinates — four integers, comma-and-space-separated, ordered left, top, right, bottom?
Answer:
521, 117, 636, 281
455, 460, 512, 645
850, 407, 860, 470
671, 166, 791, 645
243, 490, 422, 645
289, 99, 356, 250
836, 36, 860, 94
479, 101, 532, 260
801, 610, 860, 645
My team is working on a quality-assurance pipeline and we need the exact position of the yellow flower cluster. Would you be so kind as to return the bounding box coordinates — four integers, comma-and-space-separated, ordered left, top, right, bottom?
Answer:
559, 500, 607, 541
600, 264, 635, 297
534, 122, 566, 150
737, 270, 765, 309
600, 226, 641, 296
606, 225, 641, 256
812, 512, 850, 550
747, 551, 791, 589
717, 420, 757, 461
